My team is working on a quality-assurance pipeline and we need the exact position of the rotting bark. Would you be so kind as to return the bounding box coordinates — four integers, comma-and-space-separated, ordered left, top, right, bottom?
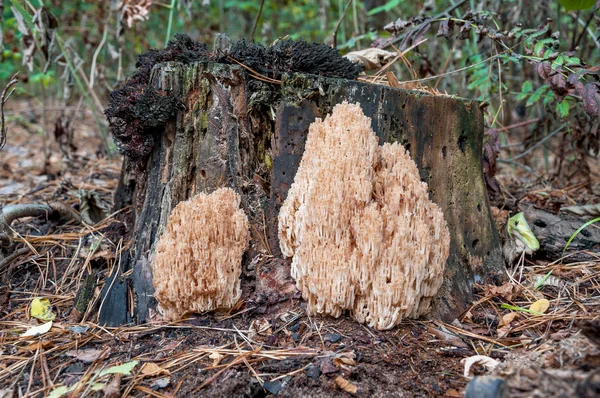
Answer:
523, 207, 600, 263
101, 61, 504, 326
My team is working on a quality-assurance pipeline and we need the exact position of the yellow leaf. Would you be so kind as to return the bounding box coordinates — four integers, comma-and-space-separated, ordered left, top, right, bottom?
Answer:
334, 376, 357, 394
529, 299, 550, 314
140, 362, 170, 377
30, 297, 56, 321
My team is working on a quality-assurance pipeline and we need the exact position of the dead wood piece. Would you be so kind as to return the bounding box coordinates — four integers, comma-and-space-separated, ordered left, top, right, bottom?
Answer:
523, 207, 600, 262
69, 273, 97, 323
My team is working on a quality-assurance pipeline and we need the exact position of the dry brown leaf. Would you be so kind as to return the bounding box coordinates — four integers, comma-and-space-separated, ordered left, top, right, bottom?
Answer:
20, 340, 53, 352
333, 352, 357, 368
482, 283, 523, 301
209, 352, 225, 367
344, 48, 396, 71
530, 299, 550, 314
334, 376, 358, 395
499, 312, 518, 327
102, 375, 121, 398
140, 362, 170, 377
445, 389, 461, 397
385, 71, 401, 88
65, 349, 109, 363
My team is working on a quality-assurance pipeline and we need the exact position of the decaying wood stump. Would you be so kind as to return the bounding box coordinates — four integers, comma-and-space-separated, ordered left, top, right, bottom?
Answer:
100, 42, 503, 326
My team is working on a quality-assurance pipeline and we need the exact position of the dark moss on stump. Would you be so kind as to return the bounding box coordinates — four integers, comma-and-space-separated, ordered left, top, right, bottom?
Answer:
104, 34, 362, 165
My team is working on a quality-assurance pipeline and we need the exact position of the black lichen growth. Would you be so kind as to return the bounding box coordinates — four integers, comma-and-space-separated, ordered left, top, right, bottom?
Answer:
224, 39, 363, 80
105, 34, 362, 164
105, 34, 211, 162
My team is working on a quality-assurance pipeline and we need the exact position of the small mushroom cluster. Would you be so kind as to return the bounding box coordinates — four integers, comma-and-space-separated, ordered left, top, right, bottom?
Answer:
278, 102, 450, 330
152, 188, 250, 320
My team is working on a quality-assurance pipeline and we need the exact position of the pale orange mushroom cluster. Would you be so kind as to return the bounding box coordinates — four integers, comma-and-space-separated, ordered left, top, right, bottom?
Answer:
152, 188, 250, 320
278, 102, 450, 330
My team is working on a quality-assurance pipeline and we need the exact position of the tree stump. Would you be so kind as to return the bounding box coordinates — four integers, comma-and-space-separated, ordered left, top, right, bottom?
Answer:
100, 60, 504, 326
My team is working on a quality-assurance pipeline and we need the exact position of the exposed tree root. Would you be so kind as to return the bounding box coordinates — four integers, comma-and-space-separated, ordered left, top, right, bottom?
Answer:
0, 202, 82, 279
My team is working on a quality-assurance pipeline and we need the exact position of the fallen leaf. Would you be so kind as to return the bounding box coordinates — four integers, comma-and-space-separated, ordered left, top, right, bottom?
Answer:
209, 352, 225, 366
140, 362, 170, 377
445, 388, 461, 397
496, 324, 512, 339
334, 375, 357, 394
529, 299, 550, 314
460, 355, 499, 378
67, 325, 90, 334
20, 340, 53, 351
332, 351, 357, 367
344, 48, 396, 71
482, 283, 523, 301
47, 386, 70, 398
30, 297, 56, 321
97, 361, 138, 377
151, 377, 170, 389
498, 312, 518, 327
65, 349, 108, 363
22, 321, 53, 337
102, 374, 121, 398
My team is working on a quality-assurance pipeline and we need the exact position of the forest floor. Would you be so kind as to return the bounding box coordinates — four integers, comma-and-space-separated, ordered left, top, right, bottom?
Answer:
0, 98, 599, 397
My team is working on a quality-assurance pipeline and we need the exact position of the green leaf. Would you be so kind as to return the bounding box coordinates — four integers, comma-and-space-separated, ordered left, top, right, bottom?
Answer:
558, 0, 596, 10
551, 55, 565, 70
526, 85, 549, 107
515, 92, 529, 102
564, 56, 581, 66
367, 0, 402, 15
97, 360, 138, 377
564, 217, 600, 252
542, 91, 554, 106
48, 386, 71, 398
556, 100, 569, 118
521, 80, 533, 94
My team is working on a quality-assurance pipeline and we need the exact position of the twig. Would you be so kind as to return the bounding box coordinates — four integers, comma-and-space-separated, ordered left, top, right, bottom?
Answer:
496, 118, 540, 132
386, 0, 468, 49
497, 159, 541, 179
0, 73, 19, 151
332, 0, 353, 48
0, 246, 31, 274
89, 24, 108, 88
572, 11, 595, 50
508, 123, 567, 161
250, 0, 266, 41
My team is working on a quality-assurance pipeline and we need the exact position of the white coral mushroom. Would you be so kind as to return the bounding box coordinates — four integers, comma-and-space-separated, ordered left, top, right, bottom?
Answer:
152, 188, 250, 320
278, 102, 450, 330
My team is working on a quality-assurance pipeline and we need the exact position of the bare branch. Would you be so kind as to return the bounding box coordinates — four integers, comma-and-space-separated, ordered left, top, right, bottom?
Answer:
332, 0, 353, 49
1, 73, 19, 151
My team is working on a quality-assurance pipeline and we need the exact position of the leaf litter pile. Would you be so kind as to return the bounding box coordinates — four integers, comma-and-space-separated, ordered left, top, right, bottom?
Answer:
1, 96, 599, 398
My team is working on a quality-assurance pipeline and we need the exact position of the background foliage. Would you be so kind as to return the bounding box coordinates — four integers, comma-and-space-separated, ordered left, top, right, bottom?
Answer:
1, 0, 599, 192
